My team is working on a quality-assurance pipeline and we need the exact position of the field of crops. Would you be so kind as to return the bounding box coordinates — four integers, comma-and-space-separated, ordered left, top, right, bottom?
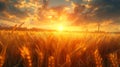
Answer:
0, 31, 120, 67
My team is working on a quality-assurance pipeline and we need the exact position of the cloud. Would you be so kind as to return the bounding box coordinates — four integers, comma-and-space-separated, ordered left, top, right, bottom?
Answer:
72, 0, 120, 23
92, 0, 120, 21
0, 1, 6, 12
0, 0, 31, 25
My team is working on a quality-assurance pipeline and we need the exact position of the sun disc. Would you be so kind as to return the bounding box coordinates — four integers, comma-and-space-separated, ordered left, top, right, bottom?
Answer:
58, 25, 64, 31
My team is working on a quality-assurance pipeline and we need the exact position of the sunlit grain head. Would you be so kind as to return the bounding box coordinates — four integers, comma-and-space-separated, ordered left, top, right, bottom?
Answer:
19, 46, 30, 58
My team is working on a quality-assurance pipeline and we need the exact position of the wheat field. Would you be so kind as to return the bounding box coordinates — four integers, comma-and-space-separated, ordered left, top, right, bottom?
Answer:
0, 31, 120, 67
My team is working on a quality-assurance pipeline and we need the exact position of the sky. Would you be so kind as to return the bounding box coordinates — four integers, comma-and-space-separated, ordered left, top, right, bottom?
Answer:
0, 0, 120, 32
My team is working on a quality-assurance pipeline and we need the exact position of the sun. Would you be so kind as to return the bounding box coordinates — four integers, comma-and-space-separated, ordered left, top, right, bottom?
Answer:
57, 25, 64, 31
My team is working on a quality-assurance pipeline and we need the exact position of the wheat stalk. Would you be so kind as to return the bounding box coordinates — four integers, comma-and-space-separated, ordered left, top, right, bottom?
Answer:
48, 56, 55, 67
109, 53, 119, 67
65, 54, 71, 67
35, 48, 44, 67
94, 49, 103, 67
19, 46, 32, 67
0, 41, 7, 67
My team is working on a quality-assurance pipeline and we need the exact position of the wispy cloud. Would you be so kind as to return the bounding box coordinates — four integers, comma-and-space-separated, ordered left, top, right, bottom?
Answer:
72, 0, 120, 22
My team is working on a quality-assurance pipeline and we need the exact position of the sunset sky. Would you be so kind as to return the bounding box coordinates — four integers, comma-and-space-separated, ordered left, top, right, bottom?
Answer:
0, 0, 120, 32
